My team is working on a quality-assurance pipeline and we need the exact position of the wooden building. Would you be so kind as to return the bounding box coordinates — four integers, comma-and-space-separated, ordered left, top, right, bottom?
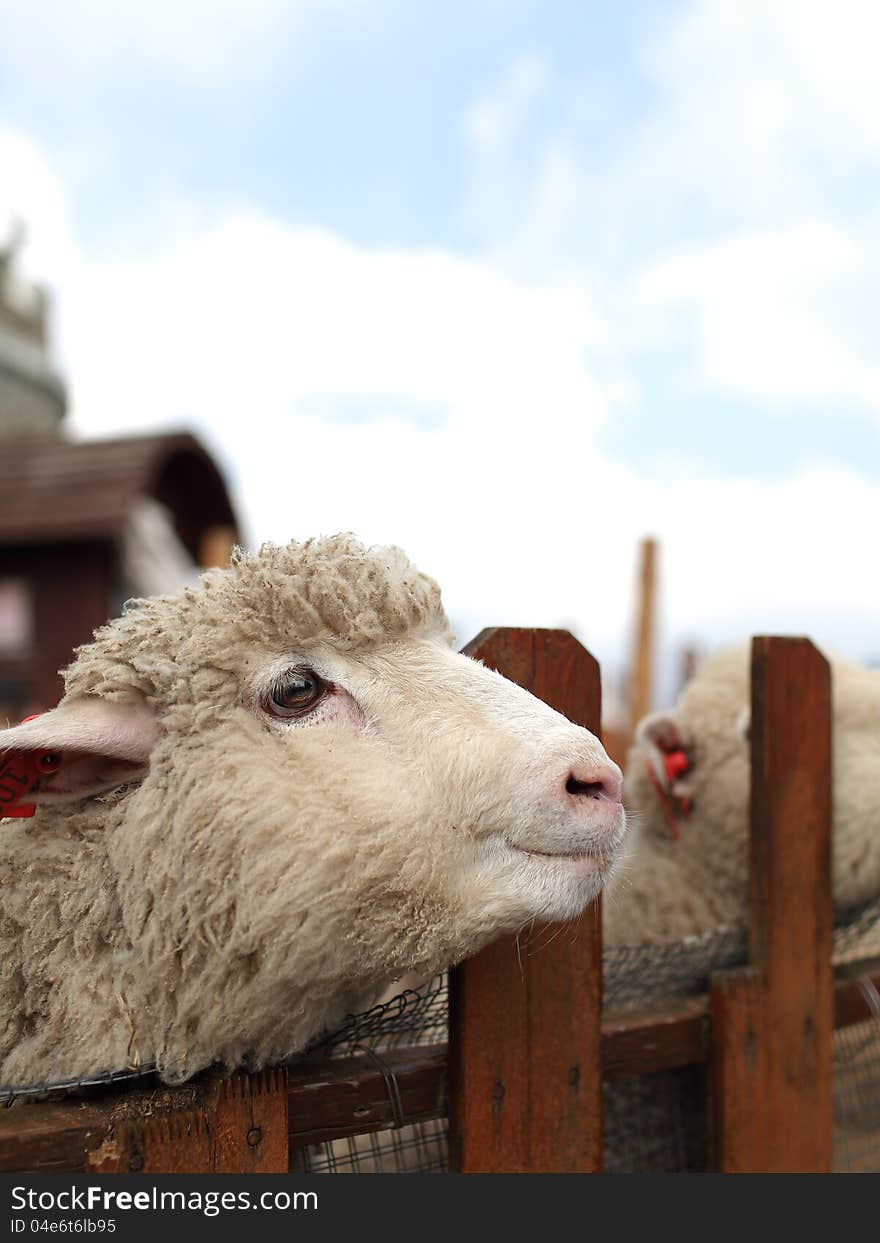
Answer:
0, 226, 239, 719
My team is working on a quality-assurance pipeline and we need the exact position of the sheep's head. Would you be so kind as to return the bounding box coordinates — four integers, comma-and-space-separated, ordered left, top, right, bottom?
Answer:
623, 645, 751, 884
625, 645, 880, 923
1, 536, 624, 1079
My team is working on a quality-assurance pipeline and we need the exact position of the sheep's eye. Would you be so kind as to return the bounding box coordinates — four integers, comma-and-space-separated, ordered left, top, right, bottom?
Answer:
265, 670, 326, 719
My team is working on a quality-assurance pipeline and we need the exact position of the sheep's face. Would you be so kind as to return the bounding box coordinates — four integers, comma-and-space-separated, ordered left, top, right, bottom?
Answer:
239, 635, 625, 932
1, 538, 625, 1058
130, 630, 624, 991
623, 646, 751, 881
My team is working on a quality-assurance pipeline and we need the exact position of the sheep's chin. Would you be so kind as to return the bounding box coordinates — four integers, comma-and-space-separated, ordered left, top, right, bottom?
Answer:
475, 837, 614, 924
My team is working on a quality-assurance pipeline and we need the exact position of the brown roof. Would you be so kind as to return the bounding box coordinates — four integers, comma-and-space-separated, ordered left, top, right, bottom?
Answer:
0, 431, 239, 559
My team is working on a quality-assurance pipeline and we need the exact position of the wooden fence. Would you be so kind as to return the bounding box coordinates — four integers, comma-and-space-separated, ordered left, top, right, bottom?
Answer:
1, 629, 878, 1174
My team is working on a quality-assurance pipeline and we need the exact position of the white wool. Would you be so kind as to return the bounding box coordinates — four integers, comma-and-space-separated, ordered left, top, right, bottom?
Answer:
1, 536, 624, 1086
605, 645, 880, 945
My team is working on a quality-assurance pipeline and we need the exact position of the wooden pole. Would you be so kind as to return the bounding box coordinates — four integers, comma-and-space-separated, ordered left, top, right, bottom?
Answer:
198, 524, 237, 570
710, 637, 833, 1172
447, 628, 604, 1173
630, 537, 657, 732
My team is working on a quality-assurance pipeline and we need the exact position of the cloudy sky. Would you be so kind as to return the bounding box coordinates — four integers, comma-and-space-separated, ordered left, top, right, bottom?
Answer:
2, 0, 879, 705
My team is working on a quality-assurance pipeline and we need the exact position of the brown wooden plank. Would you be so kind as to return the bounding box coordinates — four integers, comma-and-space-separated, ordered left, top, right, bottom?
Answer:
0, 1100, 119, 1174
601, 997, 709, 1079
0, 1081, 202, 1174
88, 1108, 214, 1174
210, 1067, 289, 1172
710, 637, 833, 1172
0, 1069, 288, 1175
447, 918, 530, 1169
2, 954, 877, 1173
288, 1043, 447, 1149
834, 959, 880, 1028
0, 1050, 445, 1173
600, 965, 880, 1082
85, 1067, 289, 1174
448, 627, 604, 1173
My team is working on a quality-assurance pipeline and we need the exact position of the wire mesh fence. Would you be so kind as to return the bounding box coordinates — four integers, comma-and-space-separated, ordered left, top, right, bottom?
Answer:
603, 896, 880, 1011
603, 1067, 708, 1174
3, 903, 879, 1173
310, 974, 448, 1058
833, 978, 880, 1174
291, 899, 880, 1173
293, 1119, 449, 1174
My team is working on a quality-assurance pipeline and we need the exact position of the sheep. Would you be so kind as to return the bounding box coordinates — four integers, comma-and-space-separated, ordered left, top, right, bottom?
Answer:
604, 644, 880, 946
0, 535, 625, 1089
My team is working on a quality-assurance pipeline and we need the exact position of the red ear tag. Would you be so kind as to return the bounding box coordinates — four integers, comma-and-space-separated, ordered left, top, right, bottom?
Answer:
0, 754, 40, 818
0, 715, 62, 821
644, 748, 692, 843
663, 748, 690, 782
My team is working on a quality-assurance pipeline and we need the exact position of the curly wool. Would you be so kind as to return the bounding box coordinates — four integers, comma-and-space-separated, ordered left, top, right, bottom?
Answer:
65, 534, 451, 708
605, 645, 880, 945
1, 533, 620, 1089
0, 537, 456, 1087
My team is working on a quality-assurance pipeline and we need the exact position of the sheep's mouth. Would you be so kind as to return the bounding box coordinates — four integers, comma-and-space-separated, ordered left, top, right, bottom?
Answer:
506, 841, 609, 867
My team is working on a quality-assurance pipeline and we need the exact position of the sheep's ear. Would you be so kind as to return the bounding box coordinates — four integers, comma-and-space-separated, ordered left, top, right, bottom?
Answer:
635, 711, 693, 794
635, 711, 689, 755
0, 699, 160, 805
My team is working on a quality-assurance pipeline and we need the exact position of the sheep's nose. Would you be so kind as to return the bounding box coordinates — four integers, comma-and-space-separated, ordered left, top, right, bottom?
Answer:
565, 761, 623, 804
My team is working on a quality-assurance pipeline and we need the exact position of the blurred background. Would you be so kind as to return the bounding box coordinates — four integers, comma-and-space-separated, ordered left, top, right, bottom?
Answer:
1, 0, 878, 755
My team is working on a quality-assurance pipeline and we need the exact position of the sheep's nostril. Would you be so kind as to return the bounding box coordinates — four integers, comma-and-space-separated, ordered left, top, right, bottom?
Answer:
566, 776, 605, 799
565, 764, 623, 804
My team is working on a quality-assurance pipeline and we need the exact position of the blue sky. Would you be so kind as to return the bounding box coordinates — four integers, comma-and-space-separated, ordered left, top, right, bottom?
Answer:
4, 0, 870, 481
2, 3, 660, 248
2, 0, 879, 705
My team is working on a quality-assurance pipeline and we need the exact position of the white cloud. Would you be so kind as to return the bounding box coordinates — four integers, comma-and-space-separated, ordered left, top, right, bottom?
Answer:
637, 220, 880, 412
63, 216, 602, 440
0, 132, 81, 291
604, 0, 880, 241
1, 0, 341, 86
648, 0, 880, 169
4, 125, 880, 690
460, 2, 880, 421
616, 1, 880, 416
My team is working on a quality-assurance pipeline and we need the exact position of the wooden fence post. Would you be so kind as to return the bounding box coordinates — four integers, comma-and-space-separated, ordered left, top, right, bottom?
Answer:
447, 628, 604, 1173
87, 1068, 289, 1174
710, 636, 833, 1172
631, 536, 657, 732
